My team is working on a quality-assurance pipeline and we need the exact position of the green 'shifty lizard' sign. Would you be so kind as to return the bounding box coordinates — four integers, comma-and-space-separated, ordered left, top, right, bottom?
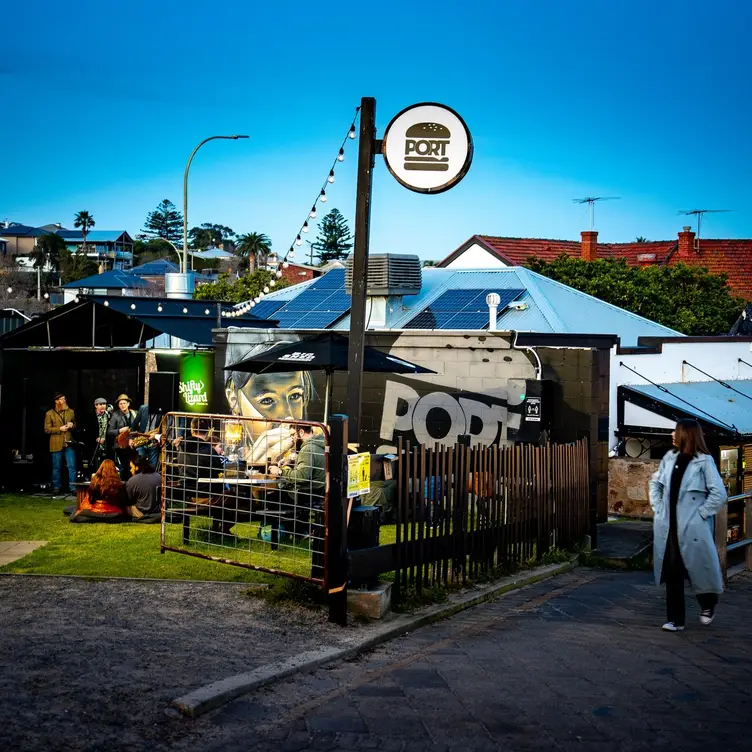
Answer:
179, 352, 214, 412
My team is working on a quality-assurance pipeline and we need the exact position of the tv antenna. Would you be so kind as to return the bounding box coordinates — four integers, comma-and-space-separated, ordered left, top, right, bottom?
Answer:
677, 209, 732, 242
572, 197, 621, 231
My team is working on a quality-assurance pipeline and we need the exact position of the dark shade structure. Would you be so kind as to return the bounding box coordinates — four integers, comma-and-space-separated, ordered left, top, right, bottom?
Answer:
0, 296, 276, 349
225, 331, 435, 421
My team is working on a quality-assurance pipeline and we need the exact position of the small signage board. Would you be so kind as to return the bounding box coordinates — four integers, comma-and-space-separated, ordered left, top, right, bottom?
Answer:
178, 352, 214, 413
525, 396, 542, 422
347, 452, 371, 498
382, 102, 473, 194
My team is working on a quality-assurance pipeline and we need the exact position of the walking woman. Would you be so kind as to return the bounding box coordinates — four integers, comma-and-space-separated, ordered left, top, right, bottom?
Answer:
649, 419, 727, 631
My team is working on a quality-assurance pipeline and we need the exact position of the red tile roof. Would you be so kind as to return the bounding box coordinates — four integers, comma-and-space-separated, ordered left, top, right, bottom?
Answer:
440, 235, 752, 300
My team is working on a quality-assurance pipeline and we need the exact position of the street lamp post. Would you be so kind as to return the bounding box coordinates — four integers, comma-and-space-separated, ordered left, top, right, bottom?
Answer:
182, 135, 249, 273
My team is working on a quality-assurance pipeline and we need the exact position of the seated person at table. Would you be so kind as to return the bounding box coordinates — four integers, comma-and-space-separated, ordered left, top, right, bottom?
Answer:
70, 459, 128, 523
125, 455, 162, 520
268, 423, 326, 537
176, 418, 225, 502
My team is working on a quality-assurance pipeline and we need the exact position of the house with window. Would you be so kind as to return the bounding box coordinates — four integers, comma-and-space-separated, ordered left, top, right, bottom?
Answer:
62, 270, 153, 303
438, 228, 752, 301
0, 223, 51, 256
57, 230, 134, 270
0, 222, 134, 270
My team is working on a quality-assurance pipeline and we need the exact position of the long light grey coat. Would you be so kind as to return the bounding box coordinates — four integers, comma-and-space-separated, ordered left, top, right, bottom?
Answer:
649, 450, 727, 594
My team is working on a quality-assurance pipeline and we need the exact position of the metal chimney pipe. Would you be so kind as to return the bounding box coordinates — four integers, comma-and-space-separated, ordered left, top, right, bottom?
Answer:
486, 292, 501, 331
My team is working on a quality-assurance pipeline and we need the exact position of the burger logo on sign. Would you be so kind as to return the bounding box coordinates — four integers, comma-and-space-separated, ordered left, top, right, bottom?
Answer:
404, 123, 451, 172
383, 103, 472, 194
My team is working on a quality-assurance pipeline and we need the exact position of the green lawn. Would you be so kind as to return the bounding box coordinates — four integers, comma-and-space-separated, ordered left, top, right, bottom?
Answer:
0, 494, 400, 583
0, 494, 274, 583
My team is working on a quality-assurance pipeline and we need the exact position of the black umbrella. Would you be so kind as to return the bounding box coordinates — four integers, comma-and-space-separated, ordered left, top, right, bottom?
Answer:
224, 331, 435, 421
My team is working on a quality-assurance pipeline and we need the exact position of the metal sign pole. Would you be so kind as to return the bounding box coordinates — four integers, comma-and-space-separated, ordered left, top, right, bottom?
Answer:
346, 96, 377, 446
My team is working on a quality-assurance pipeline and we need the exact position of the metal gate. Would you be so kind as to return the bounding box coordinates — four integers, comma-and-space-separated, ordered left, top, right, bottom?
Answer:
159, 412, 330, 585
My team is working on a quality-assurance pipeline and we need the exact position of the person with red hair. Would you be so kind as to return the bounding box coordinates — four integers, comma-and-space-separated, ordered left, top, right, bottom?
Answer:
70, 459, 128, 523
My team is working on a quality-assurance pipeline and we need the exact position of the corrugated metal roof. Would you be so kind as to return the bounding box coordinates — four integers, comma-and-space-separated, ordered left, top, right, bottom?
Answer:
63, 270, 150, 289
252, 265, 682, 346
625, 380, 752, 435
131, 259, 179, 275
58, 230, 131, 242
189, 247, 235, 259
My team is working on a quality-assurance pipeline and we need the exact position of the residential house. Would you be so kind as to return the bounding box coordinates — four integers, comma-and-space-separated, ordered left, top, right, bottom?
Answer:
57, 230, 134, 270
131, 259, 211, 293
62, 270, 153, 303
0, 222, 135, 270
0, 223, 52, 256
438, 229, 752, 301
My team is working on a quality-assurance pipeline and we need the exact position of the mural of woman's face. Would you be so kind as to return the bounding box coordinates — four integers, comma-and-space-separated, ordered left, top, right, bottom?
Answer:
230, 372, 307, 426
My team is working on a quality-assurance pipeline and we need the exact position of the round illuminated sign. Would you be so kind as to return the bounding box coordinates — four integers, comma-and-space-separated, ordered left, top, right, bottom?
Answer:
382, 102, 473, 194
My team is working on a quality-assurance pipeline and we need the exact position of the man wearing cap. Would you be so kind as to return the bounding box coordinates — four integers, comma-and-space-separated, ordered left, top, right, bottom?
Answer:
89, 397, 111, 468
44, 393, 77, 496
107, 394, 137, 479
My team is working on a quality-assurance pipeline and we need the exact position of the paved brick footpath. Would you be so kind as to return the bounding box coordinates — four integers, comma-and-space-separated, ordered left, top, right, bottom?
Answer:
174, 570, 752, 752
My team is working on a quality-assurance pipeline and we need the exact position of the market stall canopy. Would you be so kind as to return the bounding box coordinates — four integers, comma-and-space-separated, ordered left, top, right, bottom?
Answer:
0, 295, 276, 349
619, 380, 752, 441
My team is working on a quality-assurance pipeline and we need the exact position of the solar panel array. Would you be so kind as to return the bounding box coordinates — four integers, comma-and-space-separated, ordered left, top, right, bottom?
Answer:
249, 300, 284, 319
404, 288, 525, 330
264, 269, 351, 329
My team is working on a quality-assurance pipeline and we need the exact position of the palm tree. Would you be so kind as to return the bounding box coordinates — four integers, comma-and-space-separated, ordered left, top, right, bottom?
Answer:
74, 210, 96, 262
30, 234, 67, 272
235, 232, 272, 272
635, 236, 648, 243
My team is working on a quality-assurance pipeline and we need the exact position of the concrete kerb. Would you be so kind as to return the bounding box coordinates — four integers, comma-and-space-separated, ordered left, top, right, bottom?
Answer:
170, 557, 578, 718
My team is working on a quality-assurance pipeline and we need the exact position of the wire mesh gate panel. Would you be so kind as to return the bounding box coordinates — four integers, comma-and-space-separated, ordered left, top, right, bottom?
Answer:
160, 412, 329, 585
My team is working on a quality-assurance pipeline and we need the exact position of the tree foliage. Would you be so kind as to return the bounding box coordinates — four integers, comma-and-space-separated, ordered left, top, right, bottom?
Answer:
133, 238, 180, 266
29, 233, 67, 272
235, 232, 272, 271
189, 223, 236, 251
143, 199, 183, 243
193, 269, 289, 303
313, 208, 353, 263
73, 210, 95, 249
60, 248, 98, 283
525, 254, 745, 336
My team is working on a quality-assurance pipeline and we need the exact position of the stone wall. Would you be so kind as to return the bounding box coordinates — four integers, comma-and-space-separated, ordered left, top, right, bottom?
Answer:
608, 458, 659, 518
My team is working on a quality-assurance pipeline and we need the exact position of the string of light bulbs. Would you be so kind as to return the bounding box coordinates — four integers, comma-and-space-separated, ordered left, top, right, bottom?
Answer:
224, 106, 361, 318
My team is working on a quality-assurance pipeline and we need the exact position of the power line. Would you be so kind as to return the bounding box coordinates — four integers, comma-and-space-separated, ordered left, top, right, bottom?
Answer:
618, 361, 738, 433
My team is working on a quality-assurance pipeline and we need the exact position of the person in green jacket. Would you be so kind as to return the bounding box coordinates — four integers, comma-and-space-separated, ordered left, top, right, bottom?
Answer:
269, 424, 326, 500
269, 424, 326, 545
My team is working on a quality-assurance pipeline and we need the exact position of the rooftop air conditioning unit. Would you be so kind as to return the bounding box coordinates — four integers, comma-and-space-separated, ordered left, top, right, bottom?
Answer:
345, 253, 422, 297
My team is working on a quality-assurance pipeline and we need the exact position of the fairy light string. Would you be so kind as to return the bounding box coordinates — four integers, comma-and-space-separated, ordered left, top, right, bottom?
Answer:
225, 106, 361, 318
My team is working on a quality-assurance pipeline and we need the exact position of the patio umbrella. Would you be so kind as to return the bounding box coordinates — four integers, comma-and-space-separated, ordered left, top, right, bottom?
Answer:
224, 331, 436, 422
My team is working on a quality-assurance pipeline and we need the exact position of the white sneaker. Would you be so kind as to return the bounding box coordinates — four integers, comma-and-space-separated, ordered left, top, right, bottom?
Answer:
662, 622, 685, 632
699, 610, 715, 625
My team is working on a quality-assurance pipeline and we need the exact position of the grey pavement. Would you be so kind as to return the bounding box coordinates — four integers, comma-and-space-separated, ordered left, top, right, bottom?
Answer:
171, 569, 752, 752
0, 541, 47, 566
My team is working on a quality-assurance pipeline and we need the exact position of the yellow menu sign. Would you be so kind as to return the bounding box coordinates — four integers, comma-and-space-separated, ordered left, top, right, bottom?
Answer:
347, 453, 371, 499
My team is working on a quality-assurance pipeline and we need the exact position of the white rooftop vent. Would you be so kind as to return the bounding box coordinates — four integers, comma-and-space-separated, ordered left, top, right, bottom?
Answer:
345, 253, 422, 296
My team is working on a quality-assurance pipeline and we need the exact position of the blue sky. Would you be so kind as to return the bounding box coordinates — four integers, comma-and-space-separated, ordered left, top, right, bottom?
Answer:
1, 0, 750, 260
